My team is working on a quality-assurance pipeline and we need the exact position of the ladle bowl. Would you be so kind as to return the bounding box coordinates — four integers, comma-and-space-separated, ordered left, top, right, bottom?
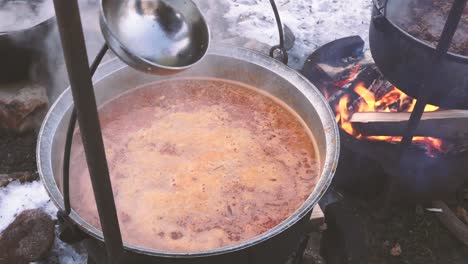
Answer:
100, 0, 210, 74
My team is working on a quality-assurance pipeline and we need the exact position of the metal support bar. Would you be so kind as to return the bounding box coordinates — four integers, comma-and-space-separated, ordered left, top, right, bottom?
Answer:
400, 0, 467, 149
380, 0, 468, 212
51, 0, 124, 263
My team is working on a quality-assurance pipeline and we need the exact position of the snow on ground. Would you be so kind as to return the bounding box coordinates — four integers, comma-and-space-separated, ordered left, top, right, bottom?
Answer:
0, 181, 56, 231
224, 0, 372, 68
0, 0, 372, 262
0, 181, 86, 263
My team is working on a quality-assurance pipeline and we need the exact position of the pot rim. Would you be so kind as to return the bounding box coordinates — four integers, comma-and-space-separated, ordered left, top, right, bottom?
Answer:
37, 43, 339, 258
372, 0, 468, 62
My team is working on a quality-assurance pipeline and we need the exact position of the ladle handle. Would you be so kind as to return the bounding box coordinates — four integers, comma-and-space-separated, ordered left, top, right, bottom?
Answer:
268, 0, 289, 64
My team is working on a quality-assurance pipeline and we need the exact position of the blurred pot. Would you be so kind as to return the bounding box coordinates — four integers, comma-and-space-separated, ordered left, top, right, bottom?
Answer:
0, 0, 56, 83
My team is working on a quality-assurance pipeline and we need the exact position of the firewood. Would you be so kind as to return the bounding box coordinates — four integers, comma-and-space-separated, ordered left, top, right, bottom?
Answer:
349, 110, 468, 139
432, 201, 468, 247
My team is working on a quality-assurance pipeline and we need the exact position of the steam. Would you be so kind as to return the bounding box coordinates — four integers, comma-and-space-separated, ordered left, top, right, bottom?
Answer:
0, 0, 54, 32
0, 0, 108, 101
385, 0, 467, 54
386, 0, 444, 34
0, 0, 57, 95
39, 0, 107, 101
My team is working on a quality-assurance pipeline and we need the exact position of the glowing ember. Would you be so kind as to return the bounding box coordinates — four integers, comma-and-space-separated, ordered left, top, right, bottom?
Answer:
334, 65, 361, 87
334, 80, 444, 156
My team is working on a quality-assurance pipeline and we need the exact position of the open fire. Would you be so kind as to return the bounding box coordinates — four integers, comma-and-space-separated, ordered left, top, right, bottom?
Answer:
330, 65, 445, 156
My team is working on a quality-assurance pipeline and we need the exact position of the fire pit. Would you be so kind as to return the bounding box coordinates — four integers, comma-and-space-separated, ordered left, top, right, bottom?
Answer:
302, 36, 468, 200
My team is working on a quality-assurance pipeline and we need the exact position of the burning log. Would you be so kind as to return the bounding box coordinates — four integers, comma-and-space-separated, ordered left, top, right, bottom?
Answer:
350, 110, 468, 139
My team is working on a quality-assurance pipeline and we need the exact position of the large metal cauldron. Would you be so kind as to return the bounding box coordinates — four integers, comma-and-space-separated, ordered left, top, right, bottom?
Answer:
369, 0, 468, 109
37, 44, 339, 264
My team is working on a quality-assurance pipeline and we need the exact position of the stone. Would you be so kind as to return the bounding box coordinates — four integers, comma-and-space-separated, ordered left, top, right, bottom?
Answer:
0, 171, 39, 188
390, 242, 402, 257
0, 82, 48, 134
0, 209, 55, 264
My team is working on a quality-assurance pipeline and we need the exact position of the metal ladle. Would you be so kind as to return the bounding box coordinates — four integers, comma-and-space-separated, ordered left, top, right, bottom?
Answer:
100, 0, 210, 74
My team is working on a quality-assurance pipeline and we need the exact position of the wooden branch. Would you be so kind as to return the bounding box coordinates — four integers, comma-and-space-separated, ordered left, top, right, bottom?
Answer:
310, 205, 325, 226
349, 110, 468, 138
432, 200, 468, 247
306, 205, 325, 232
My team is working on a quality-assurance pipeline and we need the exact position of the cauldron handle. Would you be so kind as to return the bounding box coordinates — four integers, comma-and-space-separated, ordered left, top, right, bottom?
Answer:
268, 0, 289, 64
57, 43, 109, 241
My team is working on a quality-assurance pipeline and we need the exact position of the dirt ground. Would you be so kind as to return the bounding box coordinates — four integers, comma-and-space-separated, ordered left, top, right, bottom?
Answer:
331, 192, 468, 264
310, 188, 468, 264
0, 132, 37, 174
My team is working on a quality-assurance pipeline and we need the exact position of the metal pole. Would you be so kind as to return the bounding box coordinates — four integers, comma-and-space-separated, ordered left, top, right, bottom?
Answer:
51, 0, 124, 263
400, 0, 467, 148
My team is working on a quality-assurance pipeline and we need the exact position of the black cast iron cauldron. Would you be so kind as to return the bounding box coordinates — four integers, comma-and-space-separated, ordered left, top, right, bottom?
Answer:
369, 0, 468, 109
37, 44, 339, 264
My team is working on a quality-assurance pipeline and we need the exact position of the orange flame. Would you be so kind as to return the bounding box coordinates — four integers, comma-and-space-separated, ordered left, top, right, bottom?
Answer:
334, 81, 444, 156
354, 83, 375, 112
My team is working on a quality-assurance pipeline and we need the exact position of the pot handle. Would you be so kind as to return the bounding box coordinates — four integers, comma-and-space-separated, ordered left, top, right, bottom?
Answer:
268, 0, 289, 64
372, 0, 389, 32
373, 0, 388, 15
58, 43, 109, 220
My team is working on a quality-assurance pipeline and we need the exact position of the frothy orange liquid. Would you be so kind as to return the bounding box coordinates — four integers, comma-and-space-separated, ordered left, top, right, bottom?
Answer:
70, 78, 319, 252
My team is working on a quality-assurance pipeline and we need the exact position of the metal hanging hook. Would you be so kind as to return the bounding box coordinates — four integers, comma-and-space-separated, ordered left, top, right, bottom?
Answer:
268, 0, 289, 64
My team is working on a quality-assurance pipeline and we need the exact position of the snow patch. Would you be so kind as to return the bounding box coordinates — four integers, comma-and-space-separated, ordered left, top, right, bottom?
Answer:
0, 181, 87, 263
224, 0, 372, 68
0, 180, 56, 232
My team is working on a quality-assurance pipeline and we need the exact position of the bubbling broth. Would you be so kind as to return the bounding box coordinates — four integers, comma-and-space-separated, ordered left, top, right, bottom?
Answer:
70, 78, 320, 252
